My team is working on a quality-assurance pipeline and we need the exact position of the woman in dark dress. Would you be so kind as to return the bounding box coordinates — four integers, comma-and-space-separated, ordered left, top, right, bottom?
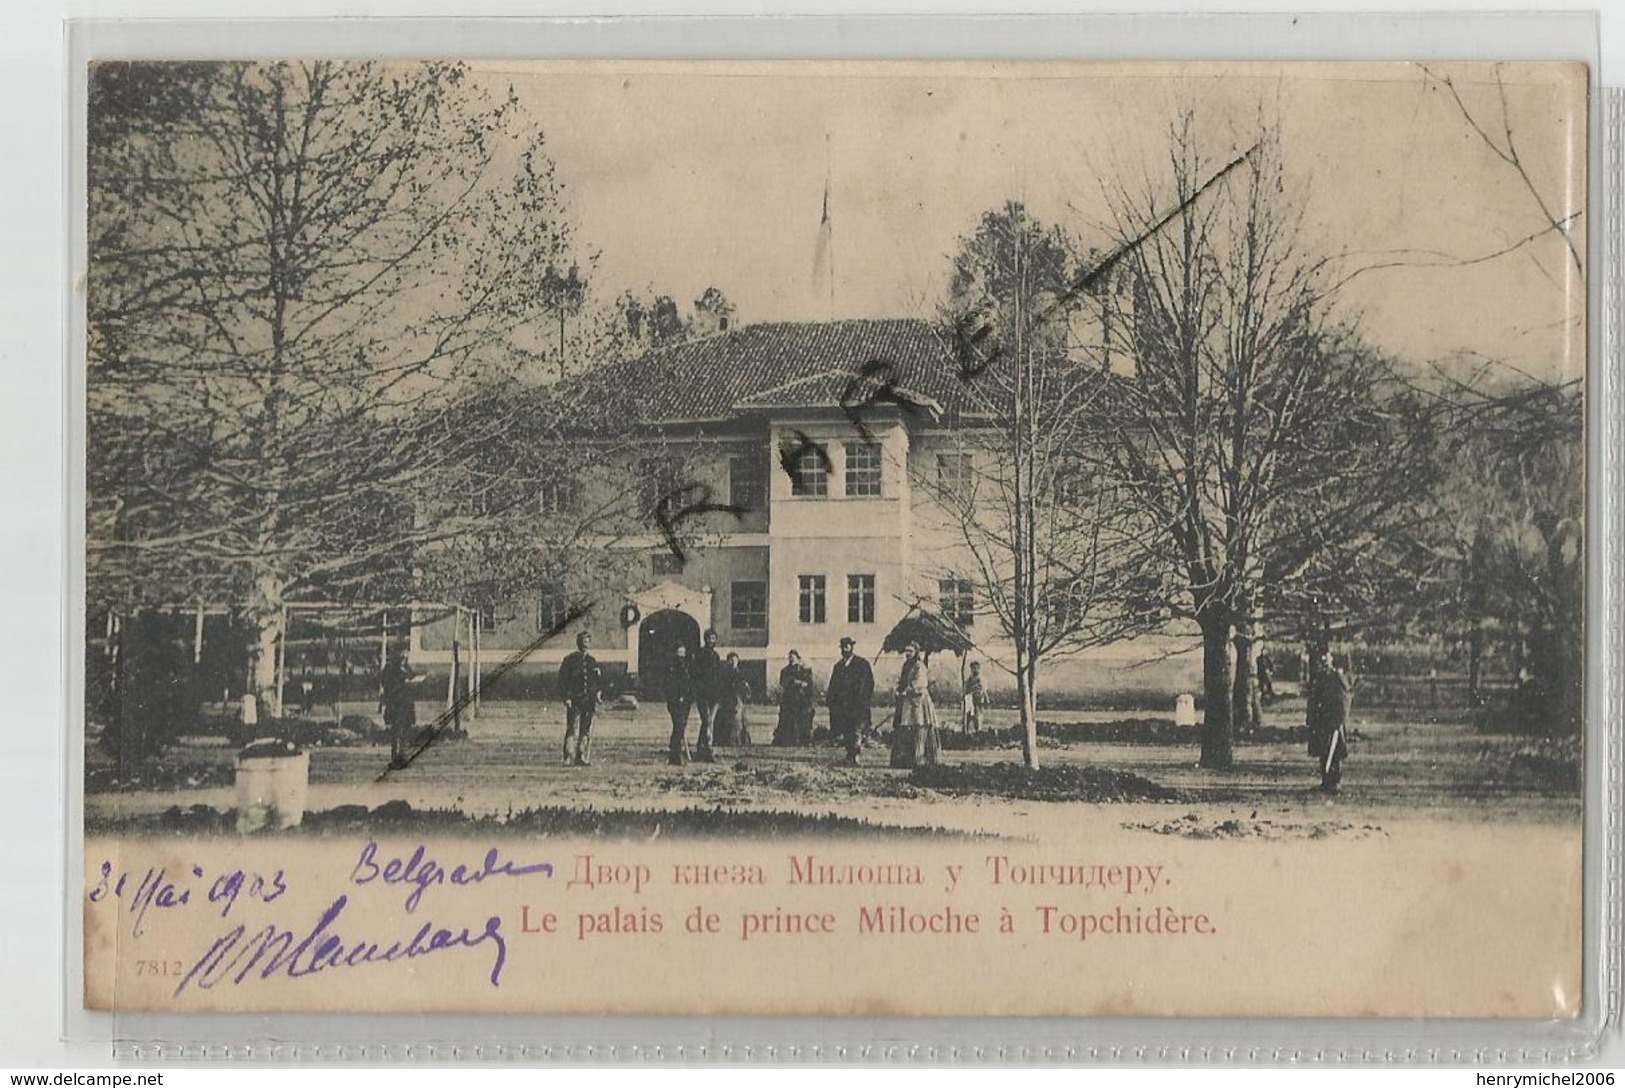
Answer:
666, 643, 696, 765
773, 650, 817, 746
712, 651, 752, 747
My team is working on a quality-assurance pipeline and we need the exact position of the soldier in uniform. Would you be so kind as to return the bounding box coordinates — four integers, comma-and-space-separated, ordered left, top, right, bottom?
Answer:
825, 636, 875, 765
557, 631, 605, 766
692, 628, 723, 763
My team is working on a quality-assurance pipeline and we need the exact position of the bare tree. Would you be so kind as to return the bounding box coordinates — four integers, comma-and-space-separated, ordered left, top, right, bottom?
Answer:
87, 61, 584, 713
921, 203, 1146, 769
1101, 115, 1439, 768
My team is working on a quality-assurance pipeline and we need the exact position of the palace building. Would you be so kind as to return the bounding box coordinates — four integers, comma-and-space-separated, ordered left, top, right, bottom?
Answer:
413, 317, 1199, 702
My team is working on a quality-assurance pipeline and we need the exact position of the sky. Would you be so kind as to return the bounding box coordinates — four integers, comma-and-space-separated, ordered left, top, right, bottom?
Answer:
469, 59, 1587, 382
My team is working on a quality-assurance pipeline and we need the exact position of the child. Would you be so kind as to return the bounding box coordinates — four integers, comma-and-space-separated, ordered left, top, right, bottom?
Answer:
962, 660, 986, 733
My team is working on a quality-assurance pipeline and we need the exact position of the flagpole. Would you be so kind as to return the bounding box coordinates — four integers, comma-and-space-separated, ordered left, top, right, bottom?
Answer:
824, 133, 835, 313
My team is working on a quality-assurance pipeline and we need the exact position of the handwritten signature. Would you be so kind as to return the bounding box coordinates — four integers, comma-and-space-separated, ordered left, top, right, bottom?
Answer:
175, 893, 508, 996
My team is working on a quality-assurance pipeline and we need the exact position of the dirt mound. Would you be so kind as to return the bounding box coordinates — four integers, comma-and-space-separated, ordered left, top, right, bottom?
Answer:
1124, 812, 1388, 840
938, 728, 1061, 752
1032, 719, 1318, 747
649, 761, 928, 801
499, 805, 960, 838
909, 762, 1177, 803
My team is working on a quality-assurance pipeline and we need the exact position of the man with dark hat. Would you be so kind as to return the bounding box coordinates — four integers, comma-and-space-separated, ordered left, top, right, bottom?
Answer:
826, 635, 875, 766
557, 631, 605, 766
379, 648, 424, 770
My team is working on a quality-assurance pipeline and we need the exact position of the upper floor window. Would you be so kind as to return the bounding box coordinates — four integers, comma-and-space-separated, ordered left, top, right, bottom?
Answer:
730, 452, 767, 512
844, 442, 883, 497
787, 444, 829, 497
638, 458, 687, 524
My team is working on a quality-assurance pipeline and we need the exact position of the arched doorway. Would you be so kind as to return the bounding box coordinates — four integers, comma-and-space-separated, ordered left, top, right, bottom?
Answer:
638, 609, 701, 699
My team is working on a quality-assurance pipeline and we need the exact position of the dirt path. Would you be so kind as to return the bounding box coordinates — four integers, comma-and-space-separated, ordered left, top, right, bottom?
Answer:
84, 700, 1579, 841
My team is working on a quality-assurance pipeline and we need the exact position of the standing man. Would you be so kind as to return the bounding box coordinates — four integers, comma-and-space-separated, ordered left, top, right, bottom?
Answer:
666, 643, 696, 765
1306, 644, 1352, 792
692, 628, 723, 764
826, 636, 875, 765
557, 631, 604, 767
1256, 646, 1277, 703
379, 648, 423, 771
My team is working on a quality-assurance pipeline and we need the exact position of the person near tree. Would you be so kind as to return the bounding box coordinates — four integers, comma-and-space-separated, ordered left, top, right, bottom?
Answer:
961, 660, 987, 733
889, 642, 941, 769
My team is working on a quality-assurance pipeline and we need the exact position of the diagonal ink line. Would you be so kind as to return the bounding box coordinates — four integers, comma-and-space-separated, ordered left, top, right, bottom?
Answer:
1037, 141, 1263, 330
374, 601, 595, 781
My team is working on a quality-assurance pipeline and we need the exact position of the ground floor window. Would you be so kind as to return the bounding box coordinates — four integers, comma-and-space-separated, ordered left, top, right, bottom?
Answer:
798, 574, 827, 624
731, 581, 768, 631
537, 581, 571, 632
847, 573, 876, 623
939, 578, 975, 627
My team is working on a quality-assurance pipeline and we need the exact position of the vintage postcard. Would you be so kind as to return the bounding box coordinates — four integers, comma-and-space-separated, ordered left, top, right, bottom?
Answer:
79, 59, 1586, 1017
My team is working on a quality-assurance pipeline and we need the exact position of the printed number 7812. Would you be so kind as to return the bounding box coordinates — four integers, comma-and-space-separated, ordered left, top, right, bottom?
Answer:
135, 959, 183, 977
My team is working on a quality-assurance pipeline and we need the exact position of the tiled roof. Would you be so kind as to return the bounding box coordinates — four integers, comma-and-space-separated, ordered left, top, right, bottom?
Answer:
590, 318, 973, 424
731, 368, 943, 415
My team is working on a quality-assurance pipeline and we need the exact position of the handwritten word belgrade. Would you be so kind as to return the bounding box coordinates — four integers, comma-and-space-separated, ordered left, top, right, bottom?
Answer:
349, 840, 554, 912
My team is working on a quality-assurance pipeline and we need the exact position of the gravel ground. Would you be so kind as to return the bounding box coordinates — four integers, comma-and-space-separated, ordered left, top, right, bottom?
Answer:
84, 700, 1581, 841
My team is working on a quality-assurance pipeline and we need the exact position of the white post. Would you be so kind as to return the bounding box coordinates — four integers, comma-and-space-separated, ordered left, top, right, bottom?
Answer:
472, 609, 483, 716
446, 607, 459, 710
193, 604, 205, 664
273, 604, 289, 718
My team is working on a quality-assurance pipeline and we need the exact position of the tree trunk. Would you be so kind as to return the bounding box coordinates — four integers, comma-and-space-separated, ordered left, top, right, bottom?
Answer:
1467, 619, 1483, 707
247, 572, 287, 718
1016, 643, 1040, 770
1199, 612, 1235, 769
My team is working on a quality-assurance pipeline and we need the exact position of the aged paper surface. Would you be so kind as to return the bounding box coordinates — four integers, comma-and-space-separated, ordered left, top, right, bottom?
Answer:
81, 59, 1586, 1018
